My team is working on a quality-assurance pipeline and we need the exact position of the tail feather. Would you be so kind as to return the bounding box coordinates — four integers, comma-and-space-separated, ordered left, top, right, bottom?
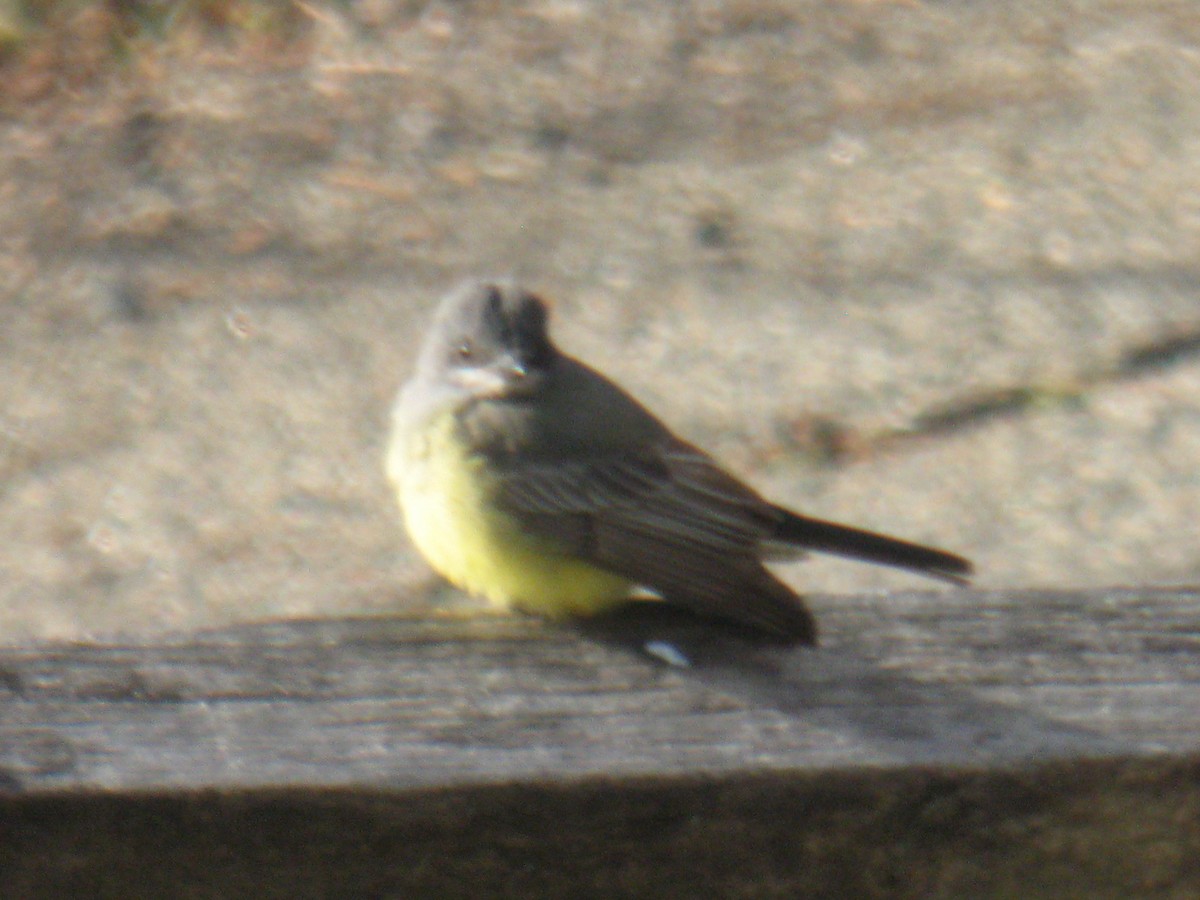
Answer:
771, 509, 973, 585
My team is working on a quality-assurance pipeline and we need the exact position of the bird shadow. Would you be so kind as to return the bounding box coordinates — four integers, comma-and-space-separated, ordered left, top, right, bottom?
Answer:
572, 602, 1137, 766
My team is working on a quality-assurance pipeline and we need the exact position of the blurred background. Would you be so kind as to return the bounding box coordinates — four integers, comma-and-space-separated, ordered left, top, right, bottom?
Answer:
1, 0, 1198, 641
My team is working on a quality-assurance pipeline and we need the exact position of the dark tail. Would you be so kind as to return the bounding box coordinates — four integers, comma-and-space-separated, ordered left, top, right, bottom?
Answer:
772, 508, 973, 585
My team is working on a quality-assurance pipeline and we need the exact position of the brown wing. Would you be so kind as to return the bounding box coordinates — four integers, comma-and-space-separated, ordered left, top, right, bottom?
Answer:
492, 440, 818, 642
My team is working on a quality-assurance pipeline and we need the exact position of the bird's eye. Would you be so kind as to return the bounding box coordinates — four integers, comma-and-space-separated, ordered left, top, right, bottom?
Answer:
456, 340, 474, 360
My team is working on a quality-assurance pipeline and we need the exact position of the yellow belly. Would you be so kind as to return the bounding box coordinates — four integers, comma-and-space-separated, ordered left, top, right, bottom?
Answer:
387, 414, 632, 617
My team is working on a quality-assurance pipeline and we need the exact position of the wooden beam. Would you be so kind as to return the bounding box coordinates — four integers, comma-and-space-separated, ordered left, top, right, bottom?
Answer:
2, 588, 1199, 896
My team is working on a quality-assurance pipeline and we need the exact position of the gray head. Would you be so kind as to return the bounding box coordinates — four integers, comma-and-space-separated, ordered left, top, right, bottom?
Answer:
397, 280, 559, 428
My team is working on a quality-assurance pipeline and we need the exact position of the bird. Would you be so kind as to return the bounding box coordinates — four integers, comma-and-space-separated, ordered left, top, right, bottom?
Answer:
387, 280, 972, 645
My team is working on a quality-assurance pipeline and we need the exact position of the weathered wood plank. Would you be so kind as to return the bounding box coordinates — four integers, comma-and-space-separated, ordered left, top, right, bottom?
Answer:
2, 588, 1199, 792
2, 589, 1199, 898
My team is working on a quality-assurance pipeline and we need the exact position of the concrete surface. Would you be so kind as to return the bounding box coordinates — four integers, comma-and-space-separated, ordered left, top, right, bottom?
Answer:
1, 0, 1199, 641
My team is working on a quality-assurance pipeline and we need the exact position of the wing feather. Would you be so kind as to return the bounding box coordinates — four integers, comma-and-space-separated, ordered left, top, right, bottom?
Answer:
493, 441, 817, 641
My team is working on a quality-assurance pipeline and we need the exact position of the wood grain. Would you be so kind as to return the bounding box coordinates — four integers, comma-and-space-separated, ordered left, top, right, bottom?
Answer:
2, 589, 1199, 897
